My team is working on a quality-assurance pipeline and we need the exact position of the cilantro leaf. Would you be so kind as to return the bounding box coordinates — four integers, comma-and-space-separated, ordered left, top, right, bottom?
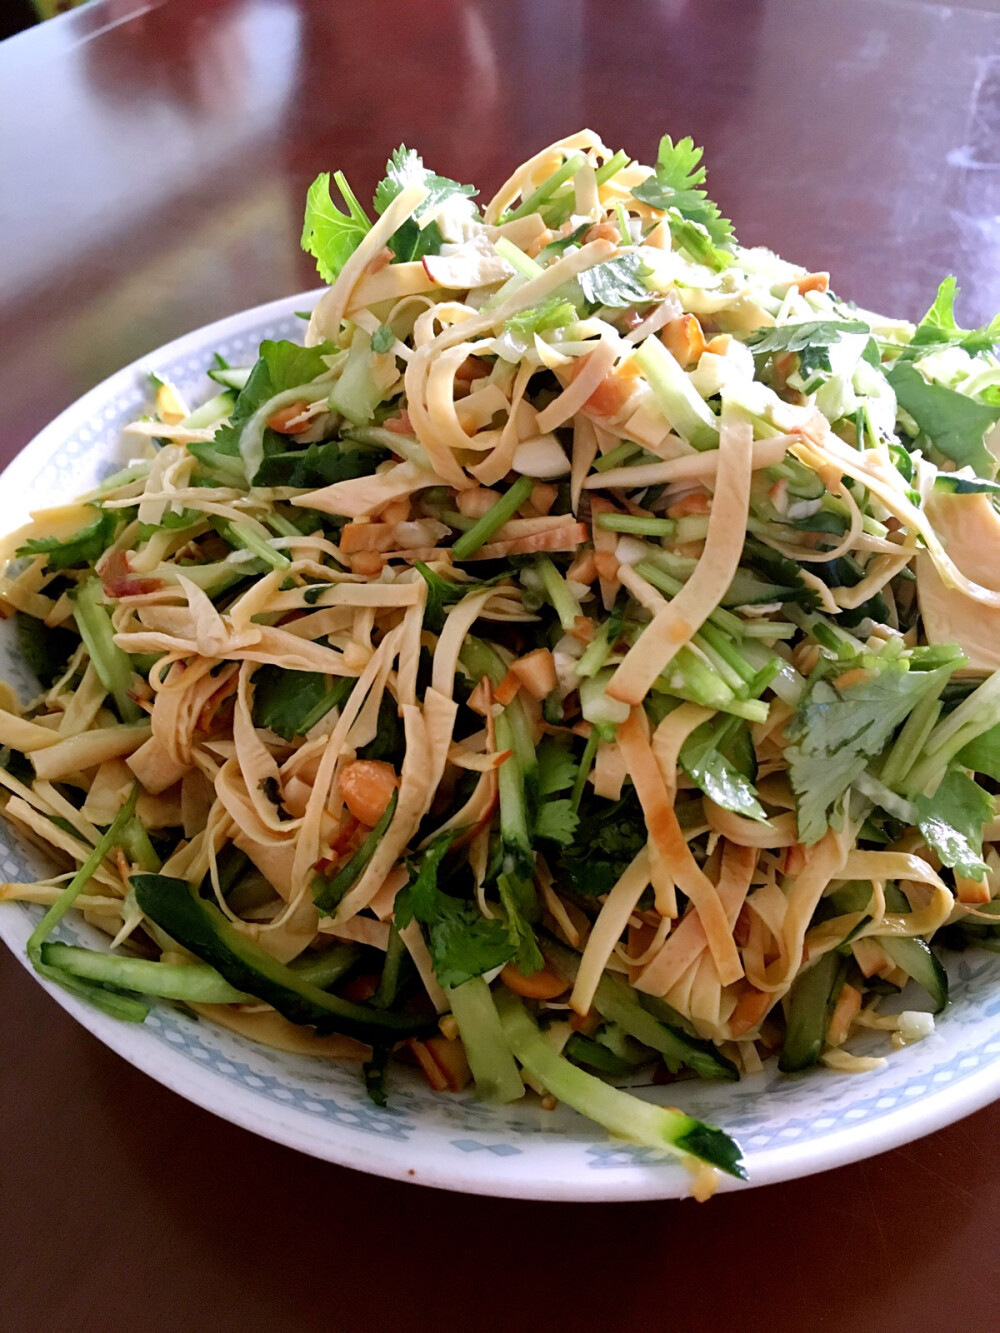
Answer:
207, 339, 334, 484
15, 613, 77, 689
370, 324, 395, 354
957, 720, 1000, 781
414, 562, 511, 634
577, 254, 657, 309
253, 439, 384, 489
395, 832, 515, 987
886, 358, 1000, 476
744, 320, 869, 380
534, 798, 580, 846
536, 735, 578, 797
373, 146, 477, 263
497, 873, 544, 975
504, 296, 577, 338
787, 660, 948, 844
910, 277, 1000, 357
552, 790, 647, 896
631, 135, 734, 268
252, 666, 352, 740
17, 506, 117, 572
916, 767, 992, 881
680, 717, 766, 822
301, 171, 371, 284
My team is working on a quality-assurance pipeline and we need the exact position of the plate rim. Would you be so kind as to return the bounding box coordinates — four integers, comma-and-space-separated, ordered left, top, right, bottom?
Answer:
1, 289, 998, 1202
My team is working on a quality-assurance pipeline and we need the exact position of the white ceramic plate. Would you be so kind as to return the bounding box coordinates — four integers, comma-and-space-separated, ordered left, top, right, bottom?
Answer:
2, 292, 998, 1201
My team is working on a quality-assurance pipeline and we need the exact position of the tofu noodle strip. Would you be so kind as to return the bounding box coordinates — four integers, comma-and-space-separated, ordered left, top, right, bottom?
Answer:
4, 129, 1000, 1188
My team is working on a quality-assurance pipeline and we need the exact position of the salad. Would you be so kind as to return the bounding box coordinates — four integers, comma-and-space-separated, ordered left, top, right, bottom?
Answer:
2, 129, 1000, 1197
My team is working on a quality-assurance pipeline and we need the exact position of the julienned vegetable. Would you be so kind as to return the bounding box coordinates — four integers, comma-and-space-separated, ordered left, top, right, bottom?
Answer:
2, 131, 1000, 1198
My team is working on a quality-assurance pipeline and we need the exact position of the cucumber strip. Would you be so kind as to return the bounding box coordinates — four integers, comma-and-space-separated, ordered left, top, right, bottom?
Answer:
542, 937, 738, 1081
207, 365, 253, 390
40, 943, 251, 1003
446, 977, 524, 1103
635, 334, 720, 450
312, 789, 398, 914
73, 578, 142, 722
879, 935, 949, 1013
495, 990, 745, 1178
178, 389, 236, 429
564, 1032, 638, 1076
778, 950, 848, 1073
28, 785, 139, 961
290, 944, 362, 988
26, 786, 150, 1022
132, 873, 435, 1044
594, 973, 739, 1081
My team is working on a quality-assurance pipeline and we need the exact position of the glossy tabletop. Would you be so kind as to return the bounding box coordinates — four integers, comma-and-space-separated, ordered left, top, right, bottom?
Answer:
2, 1, 1000, 1328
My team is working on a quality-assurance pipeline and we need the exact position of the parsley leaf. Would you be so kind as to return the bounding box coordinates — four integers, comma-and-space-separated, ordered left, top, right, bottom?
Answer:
395, 832, 515, 987
886, 358, 1000, 476
577, 254, 657, 309
370, 324, 395, 354
916, 767, 992, 881
680, 717, 766, 822
17, 506, 117, 572
631, 135, 734, 268
910, 277, 1000, 357
787, 660, 948, 844
301, 171, 371, 284
373, 146, 477, 263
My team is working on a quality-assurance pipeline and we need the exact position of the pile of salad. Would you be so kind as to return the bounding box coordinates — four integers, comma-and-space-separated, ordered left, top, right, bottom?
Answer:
3, 130, 1000, 1197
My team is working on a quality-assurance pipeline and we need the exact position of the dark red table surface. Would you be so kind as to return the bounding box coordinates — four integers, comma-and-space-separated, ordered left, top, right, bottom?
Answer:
3, 1, 1000, 1328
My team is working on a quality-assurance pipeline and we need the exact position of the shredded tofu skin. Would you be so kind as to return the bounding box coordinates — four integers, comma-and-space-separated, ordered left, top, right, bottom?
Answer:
4, 130, 1000, 1194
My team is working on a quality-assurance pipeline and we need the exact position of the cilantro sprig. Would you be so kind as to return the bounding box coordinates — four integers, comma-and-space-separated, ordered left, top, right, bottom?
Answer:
300, 171, 371, 284
373, 146, 477, 262
632, 135, 734, 270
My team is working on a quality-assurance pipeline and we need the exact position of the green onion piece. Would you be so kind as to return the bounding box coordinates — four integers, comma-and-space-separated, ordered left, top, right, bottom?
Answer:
451, 475, 534, 560
570, 729, 600, 813
592, 441, 642, 472
505, 151, 587, 221
536, 555, 582, 632
595, 513, 676, 537
265, 511, 308, 539
595, 149, 630, 186
493, 236, 545, 280
216, 519, 291, 571
373, 926, 406, 1009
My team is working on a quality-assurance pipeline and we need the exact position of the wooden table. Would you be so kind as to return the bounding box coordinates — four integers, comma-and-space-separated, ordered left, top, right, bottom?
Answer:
2, 2, 999, 1328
